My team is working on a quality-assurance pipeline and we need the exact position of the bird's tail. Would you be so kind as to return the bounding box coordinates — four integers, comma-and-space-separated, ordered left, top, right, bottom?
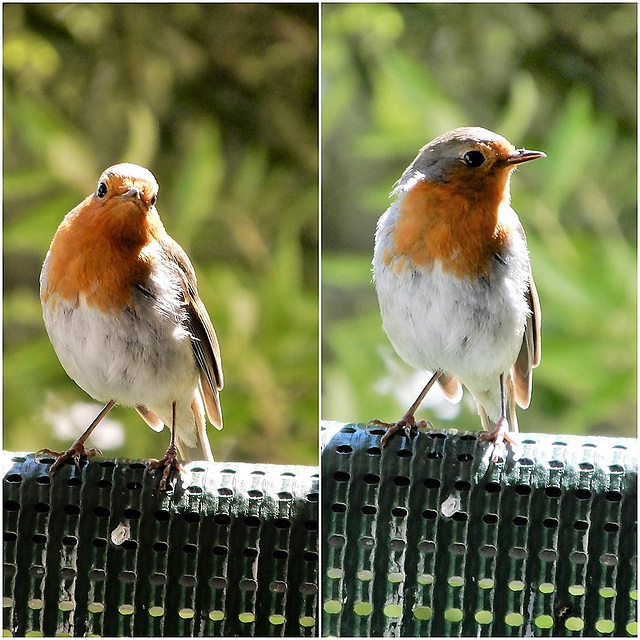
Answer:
174, 392, 214, 462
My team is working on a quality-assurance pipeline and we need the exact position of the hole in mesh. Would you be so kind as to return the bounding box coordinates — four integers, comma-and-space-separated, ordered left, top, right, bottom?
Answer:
390, 539, 405, 551
449, 543, 466, 555
28, 565, 45, 577
188, 486, 203, 494
513, 516, 528, 526
124, 508, 141, 520
609, 464, 624, 473
483, 513, 498, 525
397, 449, 413, 458
214, 513, 231, 525
122, 540, 138, 550
221, 468, 237, 474
128, 462, 145, 470
269, 580, 287, 592
62, 536, 77, 546
509, 547, 527, 559
419, 540, 436, 553
275, 517, 292, 528
600, 554, 618, 566
154, 509, 171, 521
364, 473, 380, 484
33, 502, 50, 513
4, 564, 16, 577
304, 551, 318, 562
429, 433, 446, 440
305, 520, 318, 531
273, 549, 288, 560
32, 534, 46, 544
479, 545, 497, 557
605, 491, 622, 502
575, 488, 591, 500
243, 548, 258, 558
98, 479, 113, 488
544, 487, 561, 498
60, 568, 76, 580
240, 579, 257, 591
427, 452, 443, 460
422, 509, 437, 520
210, 576, 226, 588
604, 522, 619, 533
183, 543, 198, 554
573, 520, 588, 531
92, 538, 107, 548
517, 458, 534, 466
539, 549, 557, 561
244, 516, 261, 528
358, 536, 375, 548
424, 478, 440, 489
4, 532, 16, 542
251, 469, 266, 476
179, 574, 197, 587
394, 476, 410, 487
543, 518, 559, 528
5, 474, 22, 483
332, 503, 346, 513
362, 505, 376, 515
328, 534, 346, 548
94, 506, 110, 517
88, 569, 105, 582
452, 512, 468, 522
36, 475, 50, 485
460, 434, 476, 441
278, 491, 293, 500
392, 507, 408, 518
367, 446, 382, 455
569, 551, 588, 564
514, 484, 531, 495
457, 453, 473, 462
333, 471, 350, 482
341, 426, 356, 433
218, 487, 234, 496
183, 512, 200, 524
549, 460, 564, 469
119, 571, 136, 583
99, 461, 116, 469
368, 427, 386, 436
484, 483, 501, 494
66, 477, 82, 487
336, 445, 353, 454
247, 489, 263, 498
153, 541, 169, 552
579, 462, 594, 471
455, 481, 471, 491
300, 582, 317, 594
213, 546, 228, 556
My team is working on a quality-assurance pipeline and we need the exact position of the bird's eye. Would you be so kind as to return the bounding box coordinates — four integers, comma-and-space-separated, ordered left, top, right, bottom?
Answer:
462, 150, 485, 167
97, 182, 108, 198
150, 195, 157, 206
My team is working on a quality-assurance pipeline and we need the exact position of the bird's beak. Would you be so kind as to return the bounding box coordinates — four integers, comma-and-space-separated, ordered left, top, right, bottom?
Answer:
506, 148, 546, 165
123, 187, 142, 199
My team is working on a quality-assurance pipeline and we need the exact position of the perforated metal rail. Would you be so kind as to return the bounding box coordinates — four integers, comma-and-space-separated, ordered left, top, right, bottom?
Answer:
3, 453, 318, 637
321, 422, 637, 637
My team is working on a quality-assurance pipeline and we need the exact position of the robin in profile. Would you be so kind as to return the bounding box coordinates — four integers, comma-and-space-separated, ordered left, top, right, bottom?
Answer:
39, 163, 223, 489
372, 127, 543, 458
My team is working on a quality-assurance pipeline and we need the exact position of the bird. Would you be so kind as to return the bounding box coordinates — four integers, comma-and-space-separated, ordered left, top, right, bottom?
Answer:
371, 127, 543, 458
39, 163, 223, 489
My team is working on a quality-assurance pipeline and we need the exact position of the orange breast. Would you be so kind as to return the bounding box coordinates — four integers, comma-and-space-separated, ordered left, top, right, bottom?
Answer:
42, 197, 164, 313
391, 177, 512, 279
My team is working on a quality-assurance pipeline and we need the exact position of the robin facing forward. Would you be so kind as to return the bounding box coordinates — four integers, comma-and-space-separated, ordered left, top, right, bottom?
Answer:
40, 163, 223, 489
372, 127, 543, 457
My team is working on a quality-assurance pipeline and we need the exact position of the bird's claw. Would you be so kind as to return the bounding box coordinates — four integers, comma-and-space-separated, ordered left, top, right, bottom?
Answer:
38, 444, 102, 475
479, 417, 518, 462
370, 414, 430, 447
148, 446, 184, 491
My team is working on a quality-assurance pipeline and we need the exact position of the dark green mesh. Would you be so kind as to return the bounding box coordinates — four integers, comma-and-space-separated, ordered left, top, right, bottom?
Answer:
3, 453, 318, 637
321, 423, 637, 637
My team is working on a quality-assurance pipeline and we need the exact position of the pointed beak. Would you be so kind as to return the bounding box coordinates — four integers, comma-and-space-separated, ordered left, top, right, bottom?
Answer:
123, 187, 142, 199
506, 148, 546, 166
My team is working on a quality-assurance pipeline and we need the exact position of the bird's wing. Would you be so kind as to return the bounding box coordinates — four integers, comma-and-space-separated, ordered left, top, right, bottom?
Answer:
160, 236, 224, 430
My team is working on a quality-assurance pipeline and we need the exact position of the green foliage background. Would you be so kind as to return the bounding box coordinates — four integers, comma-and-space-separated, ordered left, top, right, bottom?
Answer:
4, 4, 319, 465
322, 4, 637, 438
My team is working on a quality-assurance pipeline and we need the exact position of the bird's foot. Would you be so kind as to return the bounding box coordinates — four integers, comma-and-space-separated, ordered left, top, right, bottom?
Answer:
478, 417, 518, 462
148, 444, 184, 491
370, 413, 431, 447
38, 443, 102, 475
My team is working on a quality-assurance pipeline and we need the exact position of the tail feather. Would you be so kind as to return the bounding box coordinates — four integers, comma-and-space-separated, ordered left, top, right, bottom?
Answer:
175, 391, 214, 462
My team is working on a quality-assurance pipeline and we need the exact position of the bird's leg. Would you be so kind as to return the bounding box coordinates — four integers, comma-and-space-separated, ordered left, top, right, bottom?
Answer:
371, 371, 441, 446
478, 374, 517, 460
148, 401, 184, 491
39, 400, 116, 475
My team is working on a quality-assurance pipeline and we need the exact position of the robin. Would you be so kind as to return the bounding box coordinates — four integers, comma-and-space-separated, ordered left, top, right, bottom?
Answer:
39, 163, 223, 489
372, 127, 543, 458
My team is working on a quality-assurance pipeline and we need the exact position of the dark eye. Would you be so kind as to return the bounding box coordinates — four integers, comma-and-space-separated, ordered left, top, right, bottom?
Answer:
462, 150, 485, 167
97, 182, 108, 198
150, 195, 157, 206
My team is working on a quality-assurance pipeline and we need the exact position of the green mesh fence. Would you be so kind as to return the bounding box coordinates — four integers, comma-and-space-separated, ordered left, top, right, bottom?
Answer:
3, 452, 318, 637
321, 422, 637, 637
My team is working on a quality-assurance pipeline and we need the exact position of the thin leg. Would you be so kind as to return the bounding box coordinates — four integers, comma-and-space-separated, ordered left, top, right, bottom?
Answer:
39, 400, 116, 475
370, 371, 442, 446
148, 401, 184, 491
478, 374, 517, 459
